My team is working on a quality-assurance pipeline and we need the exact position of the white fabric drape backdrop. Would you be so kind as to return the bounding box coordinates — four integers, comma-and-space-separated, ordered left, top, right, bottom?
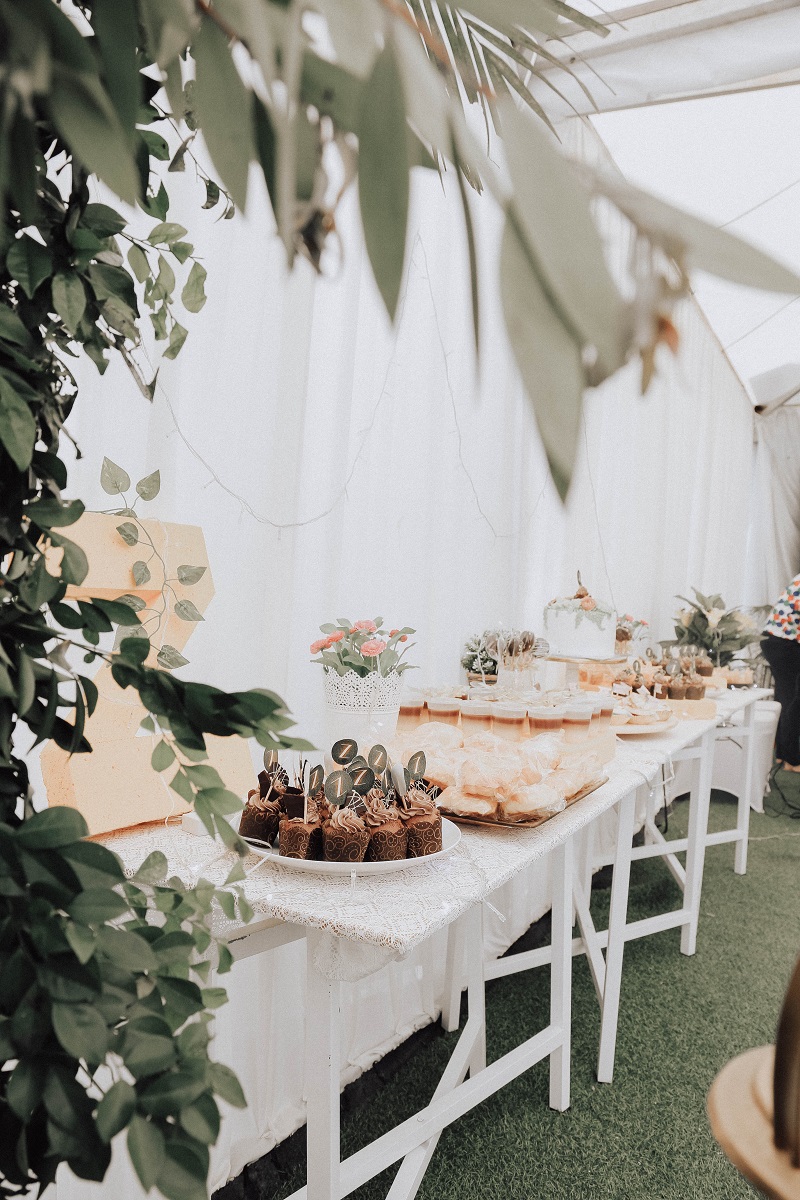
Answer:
52, 120, 761, 1195
745, 406, 800, 604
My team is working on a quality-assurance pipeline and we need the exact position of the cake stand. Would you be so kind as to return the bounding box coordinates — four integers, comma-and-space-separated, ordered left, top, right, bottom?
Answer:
545, 654, 627, 689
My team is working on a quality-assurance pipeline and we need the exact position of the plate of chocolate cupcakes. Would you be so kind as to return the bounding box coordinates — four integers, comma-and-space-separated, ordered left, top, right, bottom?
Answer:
238, 742, 460, 875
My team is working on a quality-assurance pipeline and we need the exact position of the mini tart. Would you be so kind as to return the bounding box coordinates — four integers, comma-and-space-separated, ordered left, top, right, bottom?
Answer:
323, 807, 369, 862
239, 792, 280, 843
279, 817, 323, 859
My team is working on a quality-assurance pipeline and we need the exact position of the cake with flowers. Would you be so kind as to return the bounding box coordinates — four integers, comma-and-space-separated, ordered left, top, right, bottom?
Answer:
543, 574, 617, 660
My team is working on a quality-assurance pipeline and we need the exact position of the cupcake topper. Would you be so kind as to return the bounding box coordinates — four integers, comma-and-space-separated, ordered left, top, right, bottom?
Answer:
347, 754, 368, 773
325, 769, 354, 806
407, 750, 427, 781
308, 764, 324, 796
368, 744, 388, 773
390, 760, 407, 798
331, 738, 358, 765
263, 748, 279, 771
350, 765, 376, 795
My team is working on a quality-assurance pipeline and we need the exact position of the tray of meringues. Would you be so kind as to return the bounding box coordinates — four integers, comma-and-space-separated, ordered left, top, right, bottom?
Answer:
241, 817, 461, 875
439, 776, 608, 830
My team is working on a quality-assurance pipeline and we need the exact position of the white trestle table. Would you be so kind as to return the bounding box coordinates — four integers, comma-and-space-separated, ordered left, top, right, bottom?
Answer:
90, 688, 769, 1200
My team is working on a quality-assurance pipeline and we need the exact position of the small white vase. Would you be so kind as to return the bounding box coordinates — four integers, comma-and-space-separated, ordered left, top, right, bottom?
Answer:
323, 669, 402, 749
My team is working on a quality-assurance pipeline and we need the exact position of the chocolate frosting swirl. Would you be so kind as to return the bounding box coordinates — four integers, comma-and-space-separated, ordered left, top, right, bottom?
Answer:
400, 787, 436, 819
329, 806, 366, 832
363, 790, 400, 827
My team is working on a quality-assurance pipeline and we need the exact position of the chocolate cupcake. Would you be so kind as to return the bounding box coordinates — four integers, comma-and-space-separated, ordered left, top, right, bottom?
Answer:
239, 789, 280, 843
685, 677, 706, 700
323, 807, 369, 862
363, 791, 407, 862
279, 816, 323, 859
400, 788, 442, 857
652, 672, 671, 701
668, 678, 687, 700
696, 656, 714, 677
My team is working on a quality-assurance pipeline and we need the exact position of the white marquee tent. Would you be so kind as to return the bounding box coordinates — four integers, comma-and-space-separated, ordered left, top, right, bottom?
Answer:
53, 5, 800, 1194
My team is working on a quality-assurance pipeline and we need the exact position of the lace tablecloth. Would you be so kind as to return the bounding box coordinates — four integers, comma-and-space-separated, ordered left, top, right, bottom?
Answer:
99, 719, 715, 976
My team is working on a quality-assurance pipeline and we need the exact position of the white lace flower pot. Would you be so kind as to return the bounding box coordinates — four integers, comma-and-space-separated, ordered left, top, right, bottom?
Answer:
323, 669, 402, 748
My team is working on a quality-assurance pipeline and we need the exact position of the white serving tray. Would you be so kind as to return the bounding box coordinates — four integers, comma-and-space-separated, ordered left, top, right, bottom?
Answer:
242, 817, 461, 875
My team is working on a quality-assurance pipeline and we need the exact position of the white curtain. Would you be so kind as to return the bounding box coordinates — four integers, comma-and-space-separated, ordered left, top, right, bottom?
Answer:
52, 118, 763, 1195
745, 405, 800, 605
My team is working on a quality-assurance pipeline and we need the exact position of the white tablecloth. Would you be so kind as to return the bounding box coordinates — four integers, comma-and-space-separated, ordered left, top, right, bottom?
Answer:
57, 714, 720, 1197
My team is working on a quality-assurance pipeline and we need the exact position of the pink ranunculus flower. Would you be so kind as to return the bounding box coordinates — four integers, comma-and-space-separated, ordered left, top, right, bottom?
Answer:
327, 630, 345, 643
310, 638, 328, 654
580, 597, 597, 611
360, 639, 387, 657
352, 620, 377, 633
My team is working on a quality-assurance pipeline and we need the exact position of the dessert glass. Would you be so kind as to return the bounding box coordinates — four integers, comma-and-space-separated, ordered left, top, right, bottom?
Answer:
492, 704, 528, 742
563, 705, 592, 744
460, 701, 493, 735
427, 698, 461, 727
528, 705, 565, 734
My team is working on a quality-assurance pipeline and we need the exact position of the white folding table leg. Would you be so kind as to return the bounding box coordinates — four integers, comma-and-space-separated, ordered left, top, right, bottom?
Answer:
305, 932, 341, 1200
681, 727, 715, 956
596, 786, 637, 1085
549, 836, 573, 1111
441, 913, 467, 1033
735, 702, 756, 875
465, 904, 486, 1076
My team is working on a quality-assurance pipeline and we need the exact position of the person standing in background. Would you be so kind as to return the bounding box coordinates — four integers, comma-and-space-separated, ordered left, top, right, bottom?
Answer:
761, 573, 800, 771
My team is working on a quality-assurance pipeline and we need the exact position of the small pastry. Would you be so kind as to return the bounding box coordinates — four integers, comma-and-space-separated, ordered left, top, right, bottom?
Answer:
399, 787, 442, 856
668, 678, 687, 700
685, 676, 706, 700
363, 790, 407, 861
695, 655, 714, 677
279, 816, 323, 859
437, 787, 496, 818
323, 806, 370, 862
239, 788, 280, 843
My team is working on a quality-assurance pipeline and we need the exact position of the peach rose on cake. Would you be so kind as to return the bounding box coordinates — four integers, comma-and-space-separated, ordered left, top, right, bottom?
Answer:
580, 597, 597, 611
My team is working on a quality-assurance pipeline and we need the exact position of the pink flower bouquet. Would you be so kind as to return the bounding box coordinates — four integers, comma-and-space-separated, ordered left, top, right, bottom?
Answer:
310, 618, 416, 678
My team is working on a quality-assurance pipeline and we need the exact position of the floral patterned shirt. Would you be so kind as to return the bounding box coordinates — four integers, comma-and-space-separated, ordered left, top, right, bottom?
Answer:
764, 575, 800, 641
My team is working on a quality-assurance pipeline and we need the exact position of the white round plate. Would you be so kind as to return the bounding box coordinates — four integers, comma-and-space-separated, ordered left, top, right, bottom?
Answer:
242, 817, 461, 875
615, 714, 678, 736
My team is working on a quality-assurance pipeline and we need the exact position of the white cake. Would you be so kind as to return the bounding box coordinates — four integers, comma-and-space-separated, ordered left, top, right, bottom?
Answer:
543, 586, 616, 660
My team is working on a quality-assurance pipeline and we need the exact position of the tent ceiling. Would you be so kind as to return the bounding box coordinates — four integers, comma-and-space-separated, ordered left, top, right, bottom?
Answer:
535, 0, 800, 118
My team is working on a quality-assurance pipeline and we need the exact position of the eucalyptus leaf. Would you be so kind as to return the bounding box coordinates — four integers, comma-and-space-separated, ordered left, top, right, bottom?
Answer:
157, 644, 189, 670
102, 457, 131, 495
132, 560, 151, 586
116, 521, 139, 545
182, 260, 207, 313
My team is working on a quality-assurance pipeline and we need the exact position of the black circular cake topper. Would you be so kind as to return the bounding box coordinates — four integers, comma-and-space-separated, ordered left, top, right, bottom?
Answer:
324, 770, 354, 805
368, 744, 388, 773
347, 755, 368, 774
263, 748, 279, 771
407, 750, 427, 780
331, 738, 358, 765
308, 764, 324, 795
350, 765, 375, 795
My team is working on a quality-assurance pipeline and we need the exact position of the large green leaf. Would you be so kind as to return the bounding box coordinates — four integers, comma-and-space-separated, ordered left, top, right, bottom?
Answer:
181, 261, 207, 313
93, 0, 139, 130
96, 1081, 137, 1143
52, 272, 87, 334
15, 806, 89, 849
499, 98, 625, 377
48, 64, 139, 204
52, 1002, 109, 1062
128, 1115, 165, 1191
499, 215, 584, 500
358, 37, 409, 321
140, 0, 197, 68
0, 374, 36, 470
7, 235, 52, 299
589, 167, 800, 296
192, 17, 254, 211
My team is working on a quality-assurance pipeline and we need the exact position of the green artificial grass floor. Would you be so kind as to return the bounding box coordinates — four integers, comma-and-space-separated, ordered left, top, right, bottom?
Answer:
231, 778, 800, 1200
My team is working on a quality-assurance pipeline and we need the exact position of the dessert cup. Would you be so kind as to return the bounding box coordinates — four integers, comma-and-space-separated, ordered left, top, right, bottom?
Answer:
366, 818, 407, 861
397, 701, 424, 733
492, 704, 528, 743
528, 706, 565, 734
563, 705, 591, 744
323, 808, 370, 862
405, 810, 443, 856
460, 701, 493, 736
279, 817, 323, 859
239, 797, 280, 843
427, 698, 461, 727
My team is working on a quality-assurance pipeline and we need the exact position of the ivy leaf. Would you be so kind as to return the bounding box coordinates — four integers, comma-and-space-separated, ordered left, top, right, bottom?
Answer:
115, 592, 146, 612
202, 179, 220, 209
157, 645, 189, 670
127, 1114, 165, 1192
174, 599, 204, 622
358, 36, 409, 321
170, 240, 193, 264
181, 261, 207, 313
128, 244, 150, 282
7, 234, 53, 298
15, 807, 89, 849
116, 521, 138, 545
209, 1061, 246, 1108
164, 321, 188, 360
136, 468, 160, 500
148, 222, 188, 246
101, 456, 131, 495
176, 564, 206, 586
26, 496, 84, 528
0, 374, 36, 470
51, 272, 87, 334
132, 559, 151, 585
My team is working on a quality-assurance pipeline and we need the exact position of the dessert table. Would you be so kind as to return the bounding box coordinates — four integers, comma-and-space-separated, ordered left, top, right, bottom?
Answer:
77, 691, 770, 1200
